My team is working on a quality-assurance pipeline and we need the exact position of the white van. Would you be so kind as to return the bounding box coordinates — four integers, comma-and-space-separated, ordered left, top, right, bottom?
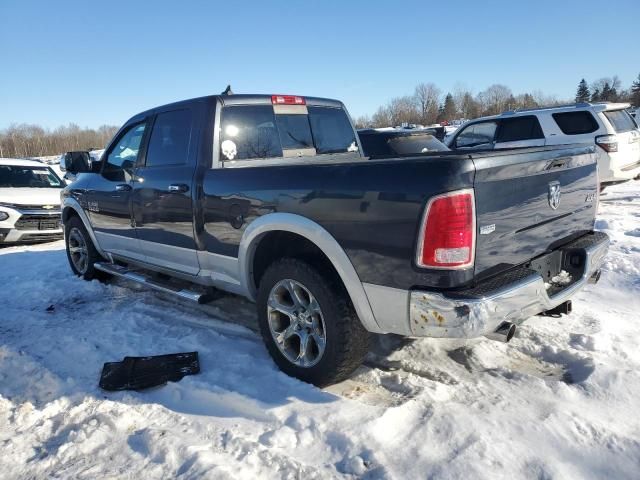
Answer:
446, 102, 640, 188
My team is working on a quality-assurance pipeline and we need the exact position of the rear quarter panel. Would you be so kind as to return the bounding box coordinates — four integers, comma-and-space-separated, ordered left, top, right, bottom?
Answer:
200, 155, 476, 290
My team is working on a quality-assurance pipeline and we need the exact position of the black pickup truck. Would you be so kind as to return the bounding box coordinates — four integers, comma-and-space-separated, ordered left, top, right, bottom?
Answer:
61, 93, 609, 386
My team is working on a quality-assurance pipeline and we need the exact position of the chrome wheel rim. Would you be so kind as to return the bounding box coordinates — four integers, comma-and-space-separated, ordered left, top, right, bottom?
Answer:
68, 227, 89, 274
267, 279, 327, 368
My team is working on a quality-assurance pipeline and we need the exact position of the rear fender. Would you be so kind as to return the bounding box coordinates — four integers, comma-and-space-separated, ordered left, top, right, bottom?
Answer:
238, 212, 383, 333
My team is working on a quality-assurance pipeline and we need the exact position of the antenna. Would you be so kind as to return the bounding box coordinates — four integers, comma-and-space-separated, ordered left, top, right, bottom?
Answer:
221, 85, 233, 95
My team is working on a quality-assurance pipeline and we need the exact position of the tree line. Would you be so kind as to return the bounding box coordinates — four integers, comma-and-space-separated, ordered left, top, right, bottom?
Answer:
0, 123, 119, 159
355, 73, 640, 129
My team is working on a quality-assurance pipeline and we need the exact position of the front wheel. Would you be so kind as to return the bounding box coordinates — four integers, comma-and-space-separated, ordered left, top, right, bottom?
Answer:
256, 258, 370, 387
64, 215, 108, 281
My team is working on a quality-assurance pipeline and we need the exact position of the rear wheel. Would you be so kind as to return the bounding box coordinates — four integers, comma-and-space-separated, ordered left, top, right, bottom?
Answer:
65, 215, 108, 281
257, 258, 370, 387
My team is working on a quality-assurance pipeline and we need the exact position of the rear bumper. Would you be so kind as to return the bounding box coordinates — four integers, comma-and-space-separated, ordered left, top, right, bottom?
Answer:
405, 232, 609, 338
599, 151, 640, 183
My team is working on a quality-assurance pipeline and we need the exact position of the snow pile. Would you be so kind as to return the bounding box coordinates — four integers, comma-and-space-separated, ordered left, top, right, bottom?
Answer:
545, 269, 572, 290
1, 182, 639, 478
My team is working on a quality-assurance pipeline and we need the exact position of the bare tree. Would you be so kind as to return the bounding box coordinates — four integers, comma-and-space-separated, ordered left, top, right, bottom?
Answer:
476, 84, 513, 116
0, 123, 118, 158
413, 83, 441, 125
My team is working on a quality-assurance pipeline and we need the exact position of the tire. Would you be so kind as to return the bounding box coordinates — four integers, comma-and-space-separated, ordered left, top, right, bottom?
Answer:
256, 257, 370, 387
64, 215, 108, 281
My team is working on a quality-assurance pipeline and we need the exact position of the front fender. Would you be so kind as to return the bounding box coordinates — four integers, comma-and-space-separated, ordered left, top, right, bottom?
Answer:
62, 197, 107, 258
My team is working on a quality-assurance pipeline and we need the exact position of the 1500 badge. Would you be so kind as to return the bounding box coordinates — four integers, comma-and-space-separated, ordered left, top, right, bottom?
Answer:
585, 192, 596, 203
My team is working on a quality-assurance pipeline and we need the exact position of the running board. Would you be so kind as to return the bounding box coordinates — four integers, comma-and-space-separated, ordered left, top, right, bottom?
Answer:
94, 262, 212, 304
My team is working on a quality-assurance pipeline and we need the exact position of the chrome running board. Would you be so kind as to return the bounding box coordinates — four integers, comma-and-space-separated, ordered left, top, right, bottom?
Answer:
94, 262, 211, 303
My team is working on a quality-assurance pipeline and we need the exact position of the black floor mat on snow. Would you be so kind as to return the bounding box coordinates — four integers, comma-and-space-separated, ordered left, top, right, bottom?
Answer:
99, 352, 200, 391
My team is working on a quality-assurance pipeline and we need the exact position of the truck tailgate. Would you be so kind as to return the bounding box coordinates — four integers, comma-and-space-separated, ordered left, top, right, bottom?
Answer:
471, 145, 598, 279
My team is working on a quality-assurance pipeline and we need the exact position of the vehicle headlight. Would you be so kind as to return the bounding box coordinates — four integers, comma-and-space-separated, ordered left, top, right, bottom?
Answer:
0, 211, 9, 221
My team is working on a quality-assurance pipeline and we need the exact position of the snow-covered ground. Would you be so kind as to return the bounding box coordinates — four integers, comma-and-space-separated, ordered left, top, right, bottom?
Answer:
1, 182, 639, 479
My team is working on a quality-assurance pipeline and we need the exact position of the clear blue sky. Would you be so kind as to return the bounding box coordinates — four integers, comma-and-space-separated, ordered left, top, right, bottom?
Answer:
1, 0, 638, 129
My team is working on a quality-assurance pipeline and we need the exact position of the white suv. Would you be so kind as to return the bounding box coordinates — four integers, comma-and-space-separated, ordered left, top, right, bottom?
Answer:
0, 158, 64, 243
446, 102, 640, 188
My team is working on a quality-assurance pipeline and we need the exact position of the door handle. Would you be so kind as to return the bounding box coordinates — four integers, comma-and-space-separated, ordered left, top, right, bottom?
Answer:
168, 184, 189, 193
115, 184, 132, 192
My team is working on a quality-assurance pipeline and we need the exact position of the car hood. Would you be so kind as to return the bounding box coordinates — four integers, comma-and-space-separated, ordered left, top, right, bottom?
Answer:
0, 187, 62, 207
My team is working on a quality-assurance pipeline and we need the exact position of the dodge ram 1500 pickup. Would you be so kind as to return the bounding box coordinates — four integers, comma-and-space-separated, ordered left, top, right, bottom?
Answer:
61, 93, 609, 386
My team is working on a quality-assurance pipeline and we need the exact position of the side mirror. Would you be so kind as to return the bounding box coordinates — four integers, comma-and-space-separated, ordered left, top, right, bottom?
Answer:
61, 151, 92, 174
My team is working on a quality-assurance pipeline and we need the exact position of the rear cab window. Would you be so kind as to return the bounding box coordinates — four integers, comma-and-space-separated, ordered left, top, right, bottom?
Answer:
219, 100, 358, 162
552, 111, 599, 135
603, 110, 637, 133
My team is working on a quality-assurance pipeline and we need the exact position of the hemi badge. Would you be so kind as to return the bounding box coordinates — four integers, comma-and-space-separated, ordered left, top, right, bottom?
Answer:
480, 224, 496, 235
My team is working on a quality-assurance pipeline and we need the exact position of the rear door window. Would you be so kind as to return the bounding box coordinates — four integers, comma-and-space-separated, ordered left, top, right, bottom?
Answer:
455, 121, 498, 148
496, 116, 544, 142
146, 109, 193, 166
603, 110, 637, 133
552, 111, 599, 135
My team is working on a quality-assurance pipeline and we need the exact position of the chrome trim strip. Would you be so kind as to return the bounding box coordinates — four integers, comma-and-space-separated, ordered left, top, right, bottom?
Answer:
238, 212, 382, 333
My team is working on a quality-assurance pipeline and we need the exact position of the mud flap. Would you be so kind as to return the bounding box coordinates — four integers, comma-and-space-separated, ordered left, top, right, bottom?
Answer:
99, 352, 200, 391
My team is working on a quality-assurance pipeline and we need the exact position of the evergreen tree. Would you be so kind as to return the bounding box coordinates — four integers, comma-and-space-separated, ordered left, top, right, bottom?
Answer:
631, 73, 640, 107
440, 93, 456, 122
575, 79, 590, 103
601, 82, 612, 101
591, 88, 600, 102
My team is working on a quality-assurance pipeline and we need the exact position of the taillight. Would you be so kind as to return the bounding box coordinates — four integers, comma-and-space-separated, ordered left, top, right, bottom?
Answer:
595, 134, 618, 153
271, 95, 306, 105
416, 189, 476, 269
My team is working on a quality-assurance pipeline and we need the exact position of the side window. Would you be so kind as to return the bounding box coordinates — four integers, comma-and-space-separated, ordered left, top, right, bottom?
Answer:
146, 109, 193, 167
552, 111, 599, 135
220, 105, 282, 160
455, 121, 498, 148
496, 116, 544, 143
105, 123, 147, 173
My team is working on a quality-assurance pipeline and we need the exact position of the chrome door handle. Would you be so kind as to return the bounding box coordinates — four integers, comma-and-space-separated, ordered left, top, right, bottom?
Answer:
115, 184, 132, 192
168, 184, 189, 193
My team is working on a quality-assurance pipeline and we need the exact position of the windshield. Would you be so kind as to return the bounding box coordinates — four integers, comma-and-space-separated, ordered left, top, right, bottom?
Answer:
0, 165, 63, 188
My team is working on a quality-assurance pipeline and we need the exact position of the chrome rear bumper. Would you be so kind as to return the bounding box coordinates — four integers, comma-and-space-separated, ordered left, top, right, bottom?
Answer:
409, 232, 609, 338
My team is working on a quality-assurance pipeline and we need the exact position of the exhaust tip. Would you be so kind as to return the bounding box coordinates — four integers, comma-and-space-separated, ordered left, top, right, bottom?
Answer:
505, 323, 516, 342
485, 322, 517, 343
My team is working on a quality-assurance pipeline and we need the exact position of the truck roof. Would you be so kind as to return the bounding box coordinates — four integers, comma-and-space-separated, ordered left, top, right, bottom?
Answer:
130, 93, 345, 123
